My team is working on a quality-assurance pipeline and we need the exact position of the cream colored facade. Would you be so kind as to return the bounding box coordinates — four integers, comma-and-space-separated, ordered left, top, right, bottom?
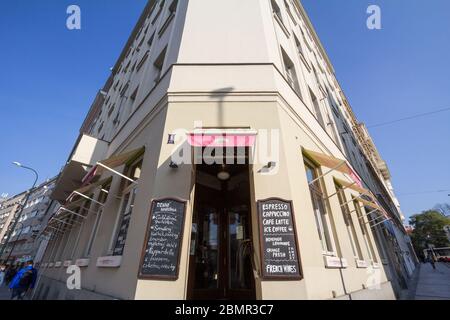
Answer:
36, 0, 415, 300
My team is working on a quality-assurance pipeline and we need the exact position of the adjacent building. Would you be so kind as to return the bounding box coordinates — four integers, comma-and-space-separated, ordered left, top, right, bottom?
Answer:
0, 178, 57, 264
37, 0, 416, 300
0, 192, 26, 256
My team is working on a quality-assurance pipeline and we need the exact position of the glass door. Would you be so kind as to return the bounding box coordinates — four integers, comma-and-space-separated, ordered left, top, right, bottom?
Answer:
188, 182, 255, 300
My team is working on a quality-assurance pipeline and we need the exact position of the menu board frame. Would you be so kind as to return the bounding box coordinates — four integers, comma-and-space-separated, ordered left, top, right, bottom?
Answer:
138, 197, 187, 281
257, 198, 303, 281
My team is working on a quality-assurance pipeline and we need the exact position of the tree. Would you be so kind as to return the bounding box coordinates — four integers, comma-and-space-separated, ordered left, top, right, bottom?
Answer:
409, 210, 450, 259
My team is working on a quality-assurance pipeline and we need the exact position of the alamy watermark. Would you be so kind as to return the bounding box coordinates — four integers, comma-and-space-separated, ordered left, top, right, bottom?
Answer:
66, 265, 81, 290
367, 5, 382, 30
66, 5, 81, 30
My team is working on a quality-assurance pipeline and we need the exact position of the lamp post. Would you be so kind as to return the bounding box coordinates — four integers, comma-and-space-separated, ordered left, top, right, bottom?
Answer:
0, 162, 38, 264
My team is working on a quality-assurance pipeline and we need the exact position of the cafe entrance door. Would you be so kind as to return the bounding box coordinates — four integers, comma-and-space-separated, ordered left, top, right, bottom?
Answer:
187, 163, 256, 300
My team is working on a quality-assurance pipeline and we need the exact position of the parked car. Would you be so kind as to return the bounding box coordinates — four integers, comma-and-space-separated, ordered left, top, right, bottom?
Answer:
437, 256, 450, 263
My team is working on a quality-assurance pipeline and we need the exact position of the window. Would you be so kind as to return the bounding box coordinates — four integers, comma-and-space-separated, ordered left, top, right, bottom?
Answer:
137, 51, 149, 72
158, 0, 177, 36
136, 36, 145, 53
68, 207, 85, 260
271, 0, 283, 23
130, 86, 139, 104
284, 0, 296, 25
304, 158, 336, 254
335, 184, 363, 261
169, 0, 178, 14
84, 184, 110, 257
153, 46, 167, 85
354, 200, 378, 263
152, 0, 165, 25
147, 32, 155, 47
310, 88, 325, 128
281, 49, 301, 96
109, 157, 143, 256
294, 35, 304, 58
299, 28, 309, 49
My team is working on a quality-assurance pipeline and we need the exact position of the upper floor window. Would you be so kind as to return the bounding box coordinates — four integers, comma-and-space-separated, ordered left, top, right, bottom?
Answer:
294, 35, 304, 58
281, 49, 301, 97
310, 88, 325, 128
153, 46, 167, 85
284, 0, 296, 25
152, 0, 166, 25
271, 0, 283, 23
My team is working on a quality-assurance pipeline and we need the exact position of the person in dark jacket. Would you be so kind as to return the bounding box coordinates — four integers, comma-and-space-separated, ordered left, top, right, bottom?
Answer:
9, 260, 38, 300
4, 265, 17, 285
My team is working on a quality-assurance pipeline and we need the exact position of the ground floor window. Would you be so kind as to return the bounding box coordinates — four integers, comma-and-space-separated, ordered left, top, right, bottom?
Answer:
111, 187, 137, 256
354, 200, 378, 263
304, 159, 336, 255
335, 183, 363, 261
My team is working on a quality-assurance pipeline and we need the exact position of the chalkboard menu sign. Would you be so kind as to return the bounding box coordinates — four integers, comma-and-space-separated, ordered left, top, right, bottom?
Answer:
257, 198, 302, 280
139, 198, 187, 280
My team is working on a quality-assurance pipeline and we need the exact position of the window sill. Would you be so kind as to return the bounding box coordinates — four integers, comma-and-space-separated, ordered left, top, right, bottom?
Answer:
324, 255, 348, 269
355, 259, 368, 268
322, 251, 337, 257
158, 13, 175, 38
75, 258, 90, 267
273, 13, 290, 38
299, 52, 311, 72
96, 255, 122, 268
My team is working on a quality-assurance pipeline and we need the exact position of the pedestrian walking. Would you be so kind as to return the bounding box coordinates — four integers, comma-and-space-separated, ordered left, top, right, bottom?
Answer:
5, 265, 17, 286
0, 264, 5, 286
428, 254, 436, 270
9, 260, 38, 300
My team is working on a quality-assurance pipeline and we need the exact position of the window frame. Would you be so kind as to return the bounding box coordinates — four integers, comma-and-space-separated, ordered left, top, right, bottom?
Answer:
107, 155, 144, 257
304, 157, 337, 256
84, 183, 110, 258
335, 183, 364, 261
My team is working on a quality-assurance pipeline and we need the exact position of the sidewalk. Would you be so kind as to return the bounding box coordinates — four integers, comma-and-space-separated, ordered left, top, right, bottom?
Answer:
414, 263, 450, 300
0, 285, 11, 300
0, 284, 32, 301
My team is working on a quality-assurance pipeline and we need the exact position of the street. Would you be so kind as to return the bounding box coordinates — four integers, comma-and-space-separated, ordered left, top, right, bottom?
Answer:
0, 264, 449, 300
414, 262, 450, 300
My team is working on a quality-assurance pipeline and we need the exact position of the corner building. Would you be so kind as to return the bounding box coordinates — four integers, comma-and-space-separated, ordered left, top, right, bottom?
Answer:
38, 0, 415, 300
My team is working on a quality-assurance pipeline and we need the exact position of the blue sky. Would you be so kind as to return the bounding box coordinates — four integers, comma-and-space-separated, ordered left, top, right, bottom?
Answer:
0, 1, 449, 221
301, 0, 450, 220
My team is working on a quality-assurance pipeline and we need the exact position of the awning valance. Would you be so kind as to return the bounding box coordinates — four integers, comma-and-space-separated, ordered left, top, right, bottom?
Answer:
303, 149, 362, 187
356, 197, 383, 211
66, 177, 112, 203
334, 178, 370, 196
64, 197, 86, 211
82, 147, 145, 184
51, 161, 91, 202
187, 129, 258, 147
